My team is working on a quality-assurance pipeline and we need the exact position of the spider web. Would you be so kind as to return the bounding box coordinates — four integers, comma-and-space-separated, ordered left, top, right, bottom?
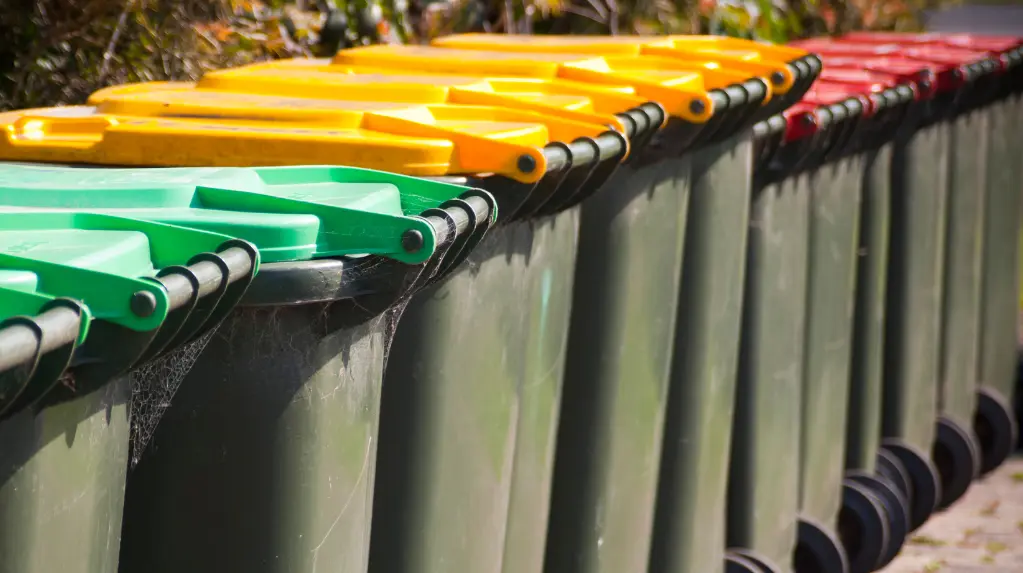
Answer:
127, 328, 217, 468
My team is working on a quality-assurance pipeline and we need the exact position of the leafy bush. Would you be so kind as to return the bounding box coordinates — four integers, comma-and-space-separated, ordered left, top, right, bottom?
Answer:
0, 0, 928, 111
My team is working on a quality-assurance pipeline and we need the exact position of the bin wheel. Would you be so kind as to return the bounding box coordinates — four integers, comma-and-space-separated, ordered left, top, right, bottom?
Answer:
880, 439, 941, 531
876, 449, 912, 502
726, 553, 766, 573
932, 415, 981, 509
795, 516, 849, 573
839, 478, 890, 573
846, 471, 910, 568
974, 387, 1017, 475
728, 548, 783, 573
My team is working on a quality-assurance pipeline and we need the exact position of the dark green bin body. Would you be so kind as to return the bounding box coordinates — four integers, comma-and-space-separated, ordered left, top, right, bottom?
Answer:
881, 117, 949, 527
372, 214, 581, 573
648, 131, 754, 573
846, 142, 894, 474
542, 155, 689, 573
0, 380, 130, 573
118, 288, 392, 573
977, 89, 1023, 474
798, 152, 865, 528
727, 170, 810, 572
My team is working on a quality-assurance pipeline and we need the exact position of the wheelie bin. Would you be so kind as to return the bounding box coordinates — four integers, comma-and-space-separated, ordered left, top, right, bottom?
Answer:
829, 32, 1023, 496
0, 188, 266, 573
973, 39, 1023, 472
722, 104, 815, 573
48, 74, 668, 573
390, 36, 818, 573
306, 42, 777, 573
723, 73, 925, 573
794, 39, 980, 532
875, 35, 1023, 476
0, 109, 603, 573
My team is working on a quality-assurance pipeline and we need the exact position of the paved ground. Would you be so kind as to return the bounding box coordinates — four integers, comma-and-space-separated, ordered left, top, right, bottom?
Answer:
881, 456, 1023, 573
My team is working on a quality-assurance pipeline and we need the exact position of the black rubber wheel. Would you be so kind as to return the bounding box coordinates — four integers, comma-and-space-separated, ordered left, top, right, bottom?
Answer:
975, 387, 1017, 475
932, 415, 981, 509
876, 448, 912, 503
726, 552, 766, 573
847, 471, 910, 568
880, 439, 941, 531
728, 548, 783, 573
795, 516, 850, 573
839, 479, 890, 573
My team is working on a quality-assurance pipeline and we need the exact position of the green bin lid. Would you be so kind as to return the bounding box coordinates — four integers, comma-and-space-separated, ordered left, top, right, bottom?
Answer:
0, 163, 482, 265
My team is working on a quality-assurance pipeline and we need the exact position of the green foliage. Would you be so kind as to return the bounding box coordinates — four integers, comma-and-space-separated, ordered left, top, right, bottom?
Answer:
0, 0, 933, 112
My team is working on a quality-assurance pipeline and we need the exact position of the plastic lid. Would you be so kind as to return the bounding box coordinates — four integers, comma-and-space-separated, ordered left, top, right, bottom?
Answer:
899, 45, 1001, 75
431, 33, 796, 93
0, 95, 617, 183
820, 68, 899, 90
662, 35, 813, 62
0, 163, 481, 265
839, 32, 1022, 53
89, 68, 653, 133
816, 55, 944, 97
332, 45, 716, 121
0, 210, 240, 332
788, 38, 901, 56
431, 33, 815, 62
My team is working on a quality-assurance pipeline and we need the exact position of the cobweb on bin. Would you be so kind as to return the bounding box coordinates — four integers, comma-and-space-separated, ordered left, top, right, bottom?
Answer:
127, 328, 217, 468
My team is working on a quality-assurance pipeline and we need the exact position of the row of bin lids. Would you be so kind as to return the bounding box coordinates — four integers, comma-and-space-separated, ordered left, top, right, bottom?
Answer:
0, 35, 1020, 318
1, 34, 1017, 185
0, 34, 821, 417
0, 36, 829, 183
2, 32, 1021, 334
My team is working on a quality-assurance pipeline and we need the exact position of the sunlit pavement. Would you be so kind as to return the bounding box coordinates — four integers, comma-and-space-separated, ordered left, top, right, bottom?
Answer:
881, 456, 1023, 572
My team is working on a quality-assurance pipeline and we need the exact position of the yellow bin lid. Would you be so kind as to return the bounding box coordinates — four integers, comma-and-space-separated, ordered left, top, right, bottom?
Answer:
0, 95, 622, 183
329, 46, 730, 122
87, 67, 656, 134
431, 34, 797, 93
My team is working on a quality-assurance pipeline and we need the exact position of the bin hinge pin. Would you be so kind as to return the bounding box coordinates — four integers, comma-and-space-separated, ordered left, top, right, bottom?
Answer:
517, 154, 537, 174
130, 290, 158, 318
401, 229, 424, 253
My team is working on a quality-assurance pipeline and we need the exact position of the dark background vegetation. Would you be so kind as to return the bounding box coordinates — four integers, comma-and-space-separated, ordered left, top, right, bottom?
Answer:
0, 0, 942, 111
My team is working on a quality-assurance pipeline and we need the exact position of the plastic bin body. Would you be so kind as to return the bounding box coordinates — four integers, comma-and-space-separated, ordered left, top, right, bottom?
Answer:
799, 152, 864, 522
374, 208, 582, 573
544, 151, 689, 573
648, 130, 754, 573
883, 119, 948, 457
846, 142, 894, 472
979, 90, 1022, 414
0, 378, 130, 573
498, 214, 586, 573
939, 104, 987, 431
727, 170, 810, 571
976, 84, 1023, 474
120, 302, 390, 573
